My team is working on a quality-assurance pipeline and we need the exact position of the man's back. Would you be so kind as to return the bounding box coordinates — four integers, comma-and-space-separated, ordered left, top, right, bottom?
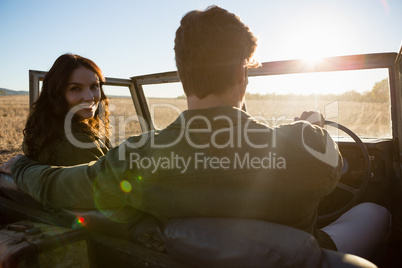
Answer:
12, 107, 341, 236
123, 107, 342, 237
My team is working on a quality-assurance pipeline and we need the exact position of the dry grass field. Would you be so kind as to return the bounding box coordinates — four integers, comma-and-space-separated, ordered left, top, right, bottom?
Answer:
0, 95, 391, 164
0, 95, 29, 163
147, 98, 391, 138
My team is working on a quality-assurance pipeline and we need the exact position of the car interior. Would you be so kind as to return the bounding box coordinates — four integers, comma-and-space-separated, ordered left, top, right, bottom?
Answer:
0, 44, 402, 267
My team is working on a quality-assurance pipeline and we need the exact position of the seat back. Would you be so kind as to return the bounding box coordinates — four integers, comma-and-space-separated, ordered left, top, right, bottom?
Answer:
0, 173, 377, 267
0, 172, 43, 209
163, 218, 377, 268
0, 172, 150, 238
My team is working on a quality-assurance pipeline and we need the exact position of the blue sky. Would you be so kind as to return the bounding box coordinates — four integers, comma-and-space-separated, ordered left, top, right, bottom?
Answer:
0, 0, 401, 94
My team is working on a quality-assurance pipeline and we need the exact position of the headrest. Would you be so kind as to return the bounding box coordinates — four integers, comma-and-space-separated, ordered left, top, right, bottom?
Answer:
162, 217, 322, 267
162, 218, 377, 268
0, 172, 42, 209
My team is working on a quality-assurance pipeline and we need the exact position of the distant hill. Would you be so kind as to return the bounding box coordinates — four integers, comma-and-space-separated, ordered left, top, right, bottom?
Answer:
0, 88, 28, 96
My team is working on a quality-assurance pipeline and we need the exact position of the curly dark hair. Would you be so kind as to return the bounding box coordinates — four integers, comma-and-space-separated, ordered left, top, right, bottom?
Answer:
23, 53, 110, 160
174, 5, 259, 99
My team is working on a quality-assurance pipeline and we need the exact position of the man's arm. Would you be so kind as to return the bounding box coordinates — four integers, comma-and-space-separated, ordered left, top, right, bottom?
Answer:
11, 146, 131, 209
0, 154, 23, 174
293, 111, 343, 195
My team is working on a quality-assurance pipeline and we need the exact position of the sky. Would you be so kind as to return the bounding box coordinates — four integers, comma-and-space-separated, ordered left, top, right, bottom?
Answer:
0, 0, 401, 96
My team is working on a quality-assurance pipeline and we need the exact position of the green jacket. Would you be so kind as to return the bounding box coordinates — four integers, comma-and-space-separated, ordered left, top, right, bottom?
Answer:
12, 106, 342, 249
31, 121, 110, 166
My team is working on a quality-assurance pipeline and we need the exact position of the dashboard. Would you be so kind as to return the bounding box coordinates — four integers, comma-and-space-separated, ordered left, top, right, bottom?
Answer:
317, 138, 396, 225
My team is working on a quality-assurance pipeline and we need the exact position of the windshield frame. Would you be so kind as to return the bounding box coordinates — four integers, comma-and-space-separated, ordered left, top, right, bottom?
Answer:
131, 53, 398, 138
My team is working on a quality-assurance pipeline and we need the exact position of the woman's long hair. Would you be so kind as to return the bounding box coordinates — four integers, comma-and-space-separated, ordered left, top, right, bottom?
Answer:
23, 53, 110, 160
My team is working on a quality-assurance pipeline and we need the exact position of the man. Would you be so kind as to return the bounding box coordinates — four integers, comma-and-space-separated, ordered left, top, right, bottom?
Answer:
7, 5, 390, 259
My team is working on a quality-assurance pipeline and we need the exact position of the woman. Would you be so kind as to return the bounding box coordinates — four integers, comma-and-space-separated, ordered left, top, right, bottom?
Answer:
0, 53, 111, 207
23, 53, 111, 166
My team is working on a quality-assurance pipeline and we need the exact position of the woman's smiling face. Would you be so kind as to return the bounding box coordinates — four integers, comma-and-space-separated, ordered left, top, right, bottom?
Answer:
65, 66, 101, 120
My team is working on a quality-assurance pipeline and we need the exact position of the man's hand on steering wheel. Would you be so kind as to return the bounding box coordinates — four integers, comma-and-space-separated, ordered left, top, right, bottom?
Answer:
294, 111, 325, 127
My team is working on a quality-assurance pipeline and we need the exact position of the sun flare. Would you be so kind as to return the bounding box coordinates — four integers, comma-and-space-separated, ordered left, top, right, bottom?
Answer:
295, 24, 333, 63
277, 10, 353, 62
302, 54, 324, 66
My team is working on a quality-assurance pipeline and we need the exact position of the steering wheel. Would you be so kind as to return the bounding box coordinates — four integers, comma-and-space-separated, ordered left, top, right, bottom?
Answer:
317, 120, 371, 225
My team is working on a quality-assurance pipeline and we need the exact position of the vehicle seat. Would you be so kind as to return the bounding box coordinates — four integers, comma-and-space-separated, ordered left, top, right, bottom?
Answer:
162, 218, 377, 268
0, 173, 377, 267
0, 171, 43, 209
0, 172, 155, 240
